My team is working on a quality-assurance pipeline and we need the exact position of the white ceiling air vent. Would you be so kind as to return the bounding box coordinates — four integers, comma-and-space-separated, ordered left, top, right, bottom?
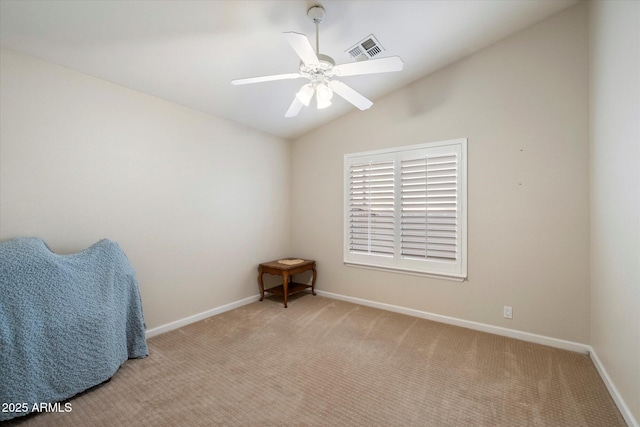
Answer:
346, 34, 385, 62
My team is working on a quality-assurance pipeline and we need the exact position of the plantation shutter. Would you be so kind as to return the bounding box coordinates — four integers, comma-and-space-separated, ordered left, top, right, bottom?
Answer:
344, 138, 466, 279
348, 158, 395, 257
400, 152, 459, 261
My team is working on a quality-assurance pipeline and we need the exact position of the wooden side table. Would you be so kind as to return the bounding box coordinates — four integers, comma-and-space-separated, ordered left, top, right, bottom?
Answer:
258, 259, 317, 308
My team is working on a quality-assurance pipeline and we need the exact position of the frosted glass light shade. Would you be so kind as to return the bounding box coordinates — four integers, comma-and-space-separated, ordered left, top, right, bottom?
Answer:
295, 84, 314, 106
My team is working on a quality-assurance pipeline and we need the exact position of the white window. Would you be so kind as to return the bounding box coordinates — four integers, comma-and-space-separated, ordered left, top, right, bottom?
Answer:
344, 138, 467, 280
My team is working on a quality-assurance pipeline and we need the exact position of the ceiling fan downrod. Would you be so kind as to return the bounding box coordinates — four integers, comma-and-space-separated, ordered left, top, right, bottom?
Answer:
307, 5, 325, 55
305, 5, 335, 70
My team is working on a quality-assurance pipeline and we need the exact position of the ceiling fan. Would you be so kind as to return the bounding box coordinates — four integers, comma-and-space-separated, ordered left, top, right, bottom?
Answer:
231, 5, 404, 118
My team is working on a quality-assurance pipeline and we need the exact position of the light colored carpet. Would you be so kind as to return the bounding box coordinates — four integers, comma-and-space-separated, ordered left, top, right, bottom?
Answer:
6, 294, 626, 426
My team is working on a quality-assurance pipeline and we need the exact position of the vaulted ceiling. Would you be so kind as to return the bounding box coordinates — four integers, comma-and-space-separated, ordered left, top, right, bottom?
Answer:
0, 0, 578, 139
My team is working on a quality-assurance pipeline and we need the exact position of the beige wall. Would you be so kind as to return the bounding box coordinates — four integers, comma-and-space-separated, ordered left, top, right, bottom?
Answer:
0, 48, 291, 329
589, 0, 640, 423
291, 4, 590, 343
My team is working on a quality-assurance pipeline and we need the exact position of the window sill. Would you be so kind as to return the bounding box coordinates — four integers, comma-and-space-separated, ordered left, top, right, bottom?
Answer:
344, 261, 466, 282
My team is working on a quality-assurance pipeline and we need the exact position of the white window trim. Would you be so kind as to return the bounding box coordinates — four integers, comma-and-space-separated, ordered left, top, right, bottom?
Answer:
344, 138, 467, 281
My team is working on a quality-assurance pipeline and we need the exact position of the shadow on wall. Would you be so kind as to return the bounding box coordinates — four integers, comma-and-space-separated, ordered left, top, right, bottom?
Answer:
402, 64, 461, 118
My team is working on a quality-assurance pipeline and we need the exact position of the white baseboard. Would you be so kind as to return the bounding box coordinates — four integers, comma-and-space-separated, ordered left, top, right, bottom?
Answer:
589, 348, 639, 427
316, 290, 589, 353
145, 294, 260, 339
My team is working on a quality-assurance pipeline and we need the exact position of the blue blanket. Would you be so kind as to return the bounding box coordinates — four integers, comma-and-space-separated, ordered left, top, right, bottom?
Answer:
0, 237, 148, 421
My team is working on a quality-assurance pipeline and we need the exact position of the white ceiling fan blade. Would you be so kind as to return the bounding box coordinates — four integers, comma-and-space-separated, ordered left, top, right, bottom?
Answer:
285, 97, 304, 118
231, 73, 303, 85
329, 80, 373, 111
283, 32, 319, 65
334, 56, 404, 77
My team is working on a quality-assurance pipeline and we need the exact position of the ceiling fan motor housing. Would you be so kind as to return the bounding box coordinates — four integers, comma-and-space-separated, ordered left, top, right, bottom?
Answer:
317, 54, 335, 66
299, 53, 335, 81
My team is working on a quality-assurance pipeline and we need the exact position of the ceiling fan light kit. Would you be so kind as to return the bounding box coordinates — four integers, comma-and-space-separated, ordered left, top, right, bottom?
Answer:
316, 86, 333, 109
231, 4, 404, 118
295, 84, 314, 106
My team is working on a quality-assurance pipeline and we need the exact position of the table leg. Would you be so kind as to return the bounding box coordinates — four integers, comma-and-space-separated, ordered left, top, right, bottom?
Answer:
311, 264, 317, 296
282, 271, 289, 308
258, 266, 265, 301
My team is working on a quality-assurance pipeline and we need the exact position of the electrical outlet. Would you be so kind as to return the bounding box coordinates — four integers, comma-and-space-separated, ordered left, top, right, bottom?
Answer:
503, 306, 513, 319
